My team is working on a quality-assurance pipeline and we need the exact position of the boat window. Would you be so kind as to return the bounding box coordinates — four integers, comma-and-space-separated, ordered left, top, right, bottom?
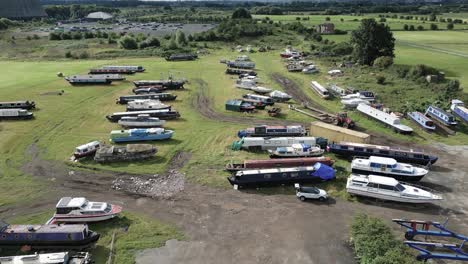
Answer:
395, 184, 406, 192
67, 233, 73, 240
379, 150, 389, 155
354, 147, 364, 152
367, 183, 376, 188
413, 154, 422, 159
379, 184, 395, 191
341, 146, 348, 150
423, 155, 429, 159
81, 201, 88, 209
365, 148, 374, 153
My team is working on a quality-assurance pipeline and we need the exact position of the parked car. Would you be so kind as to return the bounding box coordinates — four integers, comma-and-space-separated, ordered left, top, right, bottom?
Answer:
295, 184, 328, 201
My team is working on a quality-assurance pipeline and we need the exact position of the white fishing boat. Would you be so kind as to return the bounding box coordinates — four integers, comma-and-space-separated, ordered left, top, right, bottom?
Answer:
269, 90, 292, 102
351, 156, 428, 181
250, 86, 273, 94
357, 103, 413, 134
269, 144, 324, 158
48, 197, 123, 224
341, 91, 375, 101
341, 98, 370, 109
118, 114, 166, 128
346, 174, 442, 203
127, 99, 171, 111
0, 252, 92, 264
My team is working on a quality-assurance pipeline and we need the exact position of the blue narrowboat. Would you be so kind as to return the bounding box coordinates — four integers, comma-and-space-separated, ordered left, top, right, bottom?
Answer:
227, 162, 335, 188
425, 105, 457, 126
237, 125, 306, 138
110, 128, 174, 143
0, 220, 99, 250
408, 112, 436, 132
328, 141, 438, 165
451, 99, 468, 123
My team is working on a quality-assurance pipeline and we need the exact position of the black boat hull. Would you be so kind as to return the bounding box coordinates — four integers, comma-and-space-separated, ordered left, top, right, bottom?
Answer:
228, 177, 328, 188
351, 168, 425, 181
0, 232, 100, 250
329, 148, 437, 165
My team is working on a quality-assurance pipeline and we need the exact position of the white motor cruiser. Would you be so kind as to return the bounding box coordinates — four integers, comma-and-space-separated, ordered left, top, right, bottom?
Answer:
127, 99, 171, 111
118, 114, 166, 128
351, 156, 428, 181
269, 144, 324, 158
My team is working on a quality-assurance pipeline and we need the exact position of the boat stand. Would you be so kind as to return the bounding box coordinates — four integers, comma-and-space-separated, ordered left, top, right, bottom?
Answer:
405, 241, 468, 261
392, 218, 468, 240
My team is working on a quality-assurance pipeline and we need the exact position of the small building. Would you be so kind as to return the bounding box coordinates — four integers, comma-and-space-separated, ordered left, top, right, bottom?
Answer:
86, 12, 113, 21
310, 121, 370, 144
316, 23, 335, 34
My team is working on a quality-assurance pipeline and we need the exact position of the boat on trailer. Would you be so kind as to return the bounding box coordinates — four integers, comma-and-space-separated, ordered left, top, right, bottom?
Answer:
346, 174, 442, 203
48, 197, 122, 224
269, 144, 324, 158
351, 156, 428, 181
237, 125, 306, 138
328, 141, 438, 165
225, 157, 335, 172
118, 115, 166, 128
357, 103, 413, 134
450, 99, 468, 123
407, 111, 436, 131
425, 105, 457, 126
0, 221, 99, 250
0, 252, 92, 264
228, 162, 335, 188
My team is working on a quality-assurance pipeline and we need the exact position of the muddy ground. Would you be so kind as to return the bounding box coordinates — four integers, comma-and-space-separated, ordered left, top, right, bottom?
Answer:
2, 77, 467, 263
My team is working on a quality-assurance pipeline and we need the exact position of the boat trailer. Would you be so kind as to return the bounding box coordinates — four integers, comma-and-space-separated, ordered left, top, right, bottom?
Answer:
393, 218, 468, 261
288, 103, 355, 128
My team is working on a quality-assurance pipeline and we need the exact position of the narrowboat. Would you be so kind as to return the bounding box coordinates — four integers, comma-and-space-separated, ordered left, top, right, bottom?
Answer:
450, 99, 468, 123
118, 115, 166, 128
346, 174, 442, 203
94, 144, 157, 163
225, 68, 257, 76
225, 157, 335, 172
0, 252, 92, 264
127, 100, 171, 111
328, 141, 438, 165
102, 65, 145, 72
269, 90, 292, 102
269, 144, 324, 158
341, 91, 375, 102
166, 53, 197, 61
235, 79, 256, 90
239, 74, 260, 83
0, 221, 100, 250
425, 105, 458, 126
357, 104, 413, 134
227, 162, 335, 188
133, 86, 167, 95
232, 137, 328, 151
106, 109, 180, 122
48, 197, 122, 224
89, 74, 125, 81
116, 93, 177, 104
408, 112, 436, 131
74, 141, 101, 159
310, 81, 330, 99
351, 156, 428, 181
328, 84, 346, 97
65, 75, 112, 85
225, 99, 255, 112
0, 100, 35, 110
133, 80, 185, 89
0, 109, 33, 120
89, 68, 135, 74
237, 125, 306, 138
227, 60, 256, 69
242, 94, 274, 106
110, 128, 174, 143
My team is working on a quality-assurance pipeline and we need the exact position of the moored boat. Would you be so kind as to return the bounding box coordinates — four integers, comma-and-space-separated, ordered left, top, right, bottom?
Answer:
118, 114, 166, 128
48, 197, 122, 224
250, 86, 273, 94
269, 90, 292, 102
102, 65, 145, 72
237, 125, 306, 138
106, 109, 180, 122
340, 98, 370, 109
310, 81, 330, 99
450, 99, 468, 123
0, 252, 92, 264
425, 105, 457, 126
94, 144, 157, 163
235, 79, 256, 90
357, 103, 413, 134
227, 162, 335, 188
232, 136, 327, 151
65, 75, 112, 85
74, 141, 101, 159
133, 79, 185, 89
408, 111, 436, 131
126, 99, 171, 111
110, 128, 174, 143
351, 156, 428, 181
89, 68, 135, 75
133, 86, 167, 95
302, 65, 319, 74
116, 93, 177, 104
346, 174, 442, 203
269, 144, 324, 158
225, 156, 335, 172
89, 74, 125, 81
0, 221, 100, 250
242, 94, 274, 106
328, 141, 438, 165
0, 100, 36, 110
0, 109, 34, 120
341, 91, 375, 101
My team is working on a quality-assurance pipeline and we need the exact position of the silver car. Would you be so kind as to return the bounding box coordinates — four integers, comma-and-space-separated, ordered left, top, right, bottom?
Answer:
295, 184, 328, 202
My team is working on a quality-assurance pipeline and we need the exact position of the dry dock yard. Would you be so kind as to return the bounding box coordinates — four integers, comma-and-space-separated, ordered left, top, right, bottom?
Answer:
1, 9, 468, 263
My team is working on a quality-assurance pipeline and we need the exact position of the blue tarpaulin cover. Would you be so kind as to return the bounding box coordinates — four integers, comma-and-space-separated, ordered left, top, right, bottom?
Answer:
311, 162, 335, 180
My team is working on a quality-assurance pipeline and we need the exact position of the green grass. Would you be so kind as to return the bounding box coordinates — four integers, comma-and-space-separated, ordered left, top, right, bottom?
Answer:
9, 211, 183, 264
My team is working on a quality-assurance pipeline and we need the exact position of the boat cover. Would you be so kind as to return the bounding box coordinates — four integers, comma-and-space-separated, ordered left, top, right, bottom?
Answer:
311, 163, 335, 180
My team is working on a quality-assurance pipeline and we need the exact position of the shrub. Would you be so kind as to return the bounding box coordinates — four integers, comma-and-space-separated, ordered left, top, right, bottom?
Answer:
72, 32, 82, 40
108, 37, 117, 44
403, 24, 409, 30
430, 24, 438, 30
49, 32, 61, 40
417, 25, 424, 30
78, 51, 89, 59
373, 56, 394, 68
119, 36, 138, 50
139, 37, 160, 49
65, 51, 73, 58
376, 75, 386, 84
231, 8, 252, 19
33, 34, 40, 40
26, 36, 32, 41
409, 25, 415, 31
447, 23, 454, 30
61, 32, 72, 40
409, 64, 439, 78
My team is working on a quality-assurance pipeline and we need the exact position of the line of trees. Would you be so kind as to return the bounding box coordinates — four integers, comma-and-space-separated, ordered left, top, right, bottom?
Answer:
44, 5, 120, 20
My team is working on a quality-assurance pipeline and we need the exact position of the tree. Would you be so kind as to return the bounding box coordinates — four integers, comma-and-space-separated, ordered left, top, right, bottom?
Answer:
374, 56, 394, 68
119, 36, 138, 50
447, 23, 454, 30
409, 25, 415, 31
350, 18, 395, 65
175, 30, 187, 46
417, 25, 424, 31
232, 8, 252, 19
403, 24, 409, 30
430, 24, 438, 30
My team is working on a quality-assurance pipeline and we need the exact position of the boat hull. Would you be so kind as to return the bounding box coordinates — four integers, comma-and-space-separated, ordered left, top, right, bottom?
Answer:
111, 133, 173, 143
351, 168, 425, 181
0, 232, 100, 250
118, 122, 165, 128
51, 214, 118, 223
73, 150, 97, 159
225, 158, 334, 172
269, 152, 324, 159
228, 176, 327, 188
347, 188, 438, 204
127, 106, 171, 111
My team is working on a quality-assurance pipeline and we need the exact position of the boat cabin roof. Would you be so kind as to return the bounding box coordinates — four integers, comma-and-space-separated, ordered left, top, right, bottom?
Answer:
335, 141, 425, 154
351, 174, 398, 186
237, 166, 315, 176
76, 141, 100, 151
57, 197, 87, 208
451, 99, 464, 105
428, 105, 453, 117
368, 156, 397, 166
6, 224, 87, 233
112, 109, 170, 115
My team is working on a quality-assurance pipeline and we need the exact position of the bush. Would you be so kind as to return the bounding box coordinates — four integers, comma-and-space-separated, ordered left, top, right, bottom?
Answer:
409, 64, 439, 78
351, 214, 417, 264
376, 76, 386, 84
331, 42, 353, 56
403, 24, 409, 30
78, 51, 89, 59
119, 36, 138, 50
139, 37, 160, 49
231, 8, 252, 19
417, 25, 424, 30
108, 37, 117, 44
430, 24, 438, 30
61, 32, 72, 40
409, 25, 415, 31
373, 56, 394, 68
49, 32, 61, 40
65, 51, 73, 58
447, 23, 454, 30
33, 34, 40, 40
72, 32, 83, 40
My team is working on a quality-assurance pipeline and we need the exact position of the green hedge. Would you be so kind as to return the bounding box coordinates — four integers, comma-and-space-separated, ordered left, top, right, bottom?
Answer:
350, 214, 418, 264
